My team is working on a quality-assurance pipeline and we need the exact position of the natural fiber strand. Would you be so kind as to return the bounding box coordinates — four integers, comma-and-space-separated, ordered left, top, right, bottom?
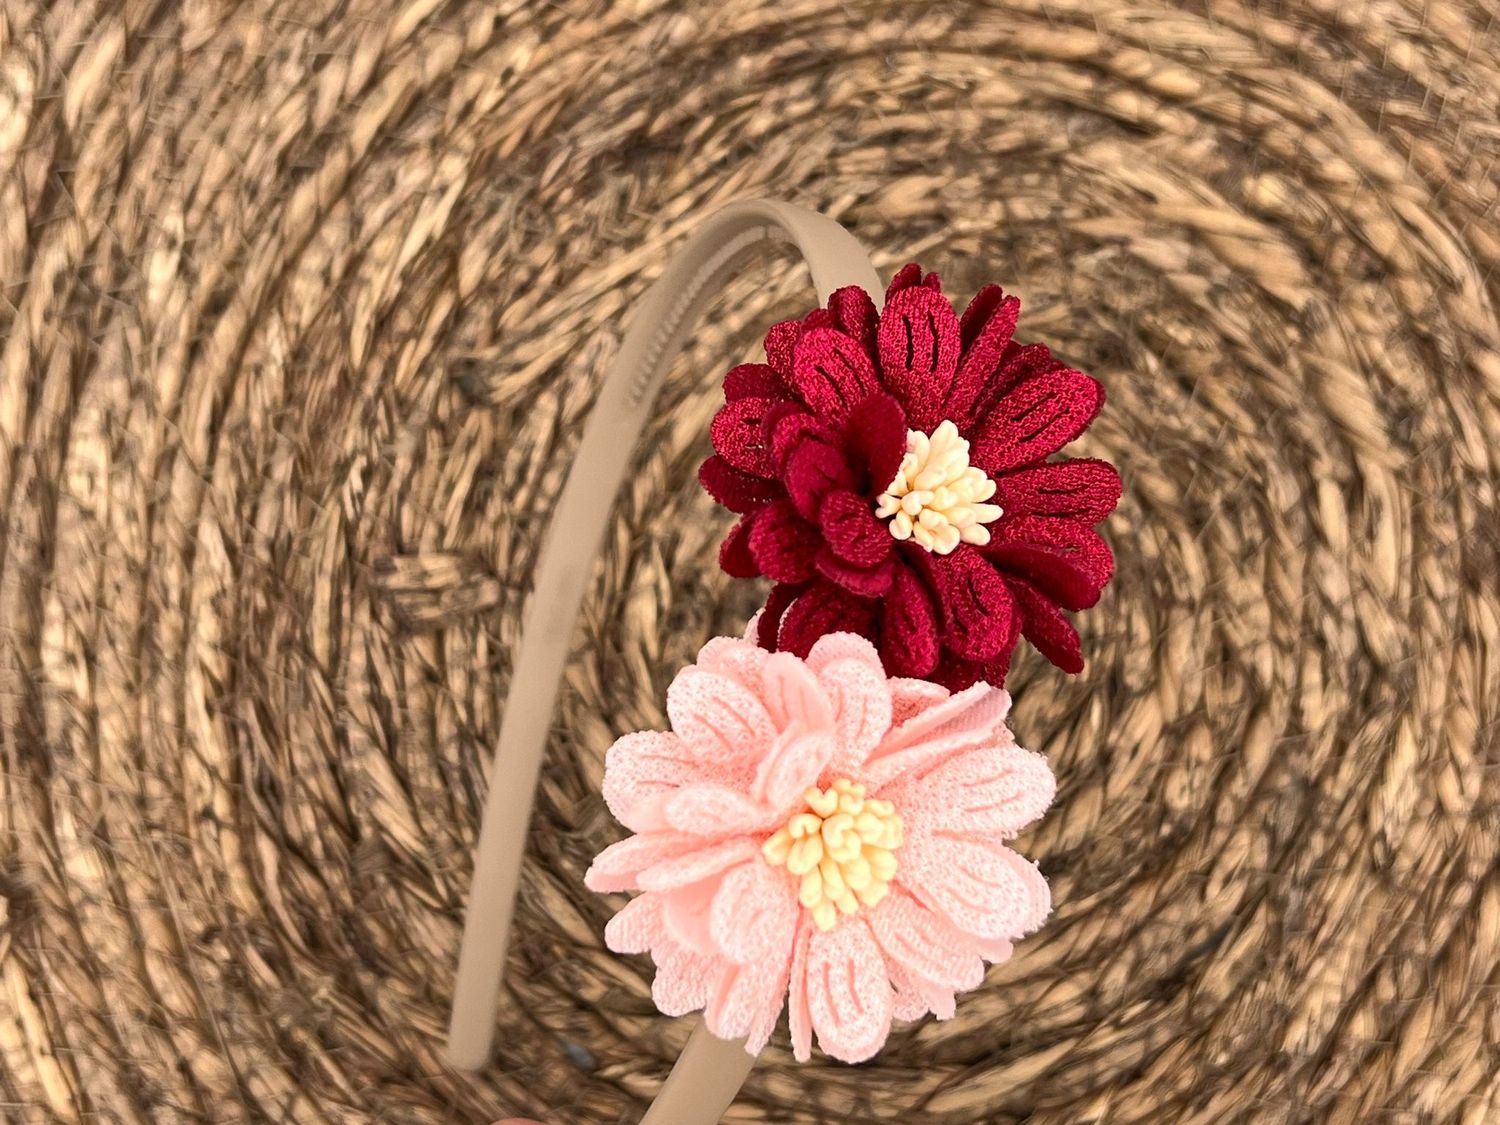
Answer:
1, 0, 1497, 1122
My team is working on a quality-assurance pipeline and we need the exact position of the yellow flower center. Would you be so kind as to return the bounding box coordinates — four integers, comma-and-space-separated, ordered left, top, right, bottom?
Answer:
761, 778, 904, 931
874, 419, 1003, 554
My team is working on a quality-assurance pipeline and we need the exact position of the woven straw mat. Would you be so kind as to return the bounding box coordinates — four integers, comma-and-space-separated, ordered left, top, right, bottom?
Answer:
1, 1, 1498, 1122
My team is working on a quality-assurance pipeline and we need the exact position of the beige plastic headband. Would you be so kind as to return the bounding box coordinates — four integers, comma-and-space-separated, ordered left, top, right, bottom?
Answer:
447, 199, 882, 1121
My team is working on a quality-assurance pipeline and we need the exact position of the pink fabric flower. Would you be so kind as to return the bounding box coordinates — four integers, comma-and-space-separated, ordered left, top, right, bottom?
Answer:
585, 626, 1055, 1063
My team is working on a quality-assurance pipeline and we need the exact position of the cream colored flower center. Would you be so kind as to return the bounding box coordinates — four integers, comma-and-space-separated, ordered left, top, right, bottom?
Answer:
874, 420, 1003, 554
761, 779, 904, 931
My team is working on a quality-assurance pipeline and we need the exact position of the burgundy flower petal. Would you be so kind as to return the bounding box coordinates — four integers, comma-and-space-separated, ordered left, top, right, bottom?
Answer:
758, 582, 804, 650
969, 341, 1064, 422
800, 307, 834, 333
947, 293, 1020, 426
958, 283, 1006, 352
930, 550, 1017, 662
749, 500, 822, 583
877, 285, 963, 432
778, 584, 878, 659
843, 391, 908, 494
720, 514, 762, 578
828, 285, 879, 359
970, 369, 1105, 474
815, 549, 894, 597
784, 437, 856, 522
699, 455, 785, 513
790, 327, 882, 424
1008, 577, 1083, 673
818, 490, 892, 568
724, 363, 790, 402
984, 515, 1114, 610
764, 320, 800, 376
991, 459, 1122, 523
885, 263, 924, 303
930, 647, 1013, 692
878, 566, 940, 678
710, 396, 782, 476
768, 407, 827, 473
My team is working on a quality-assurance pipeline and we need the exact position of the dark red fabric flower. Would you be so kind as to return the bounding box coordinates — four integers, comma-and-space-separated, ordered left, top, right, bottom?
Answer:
700, 264, 1121, 690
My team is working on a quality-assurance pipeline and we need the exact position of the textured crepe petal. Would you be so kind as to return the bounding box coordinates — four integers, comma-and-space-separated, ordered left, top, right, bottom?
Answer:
985, 515, 1114, 611
790, 326, 881, 423
666, 667, 779, 762
804, 920, 895, 1063
699, 454, 784, 513
885, 741, 1055, 841
748, 499, 822, 583
709, 859, 801, 965
877, 284, 962, 432
900, 830, 1051, 939
991, 458, 1122, 523
971, 368, 1105, 473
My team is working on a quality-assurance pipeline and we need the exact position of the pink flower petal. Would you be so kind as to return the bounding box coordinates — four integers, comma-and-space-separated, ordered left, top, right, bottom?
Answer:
740, 953, 795, 1055
878, 566, 940, 678
975, 936, 1015, 963
706, 946, 793, 1051
603, 894, 666, 955
868, 889, 985, 992
900, 830, 1052, 939
859, 722, 997, 795
888, 742, 1055, 841
805, 631, 884, 675
666, 667, 777, 762
787, 919, 815, 1061
879, 681, 1010, 756
790, 327, 881, 424
888, 677, 950, 725
585, 832, 699, 893
970, 368, 1105, 473
637, 837, 761, 892
663, 876, 723, 953
887, 960, 932, 1022
695, 635, 768, 693
709, 860, 800, 965
991, 459, 1122, 523
761, 650, 836, 731
663, 783, 775, 836
816, 656, 894, 773
604, 730, 726, 833
804, 920, 895, 1063
652, 943, 722, 1017
752, 726, 835, 810
877, 285, 962, 432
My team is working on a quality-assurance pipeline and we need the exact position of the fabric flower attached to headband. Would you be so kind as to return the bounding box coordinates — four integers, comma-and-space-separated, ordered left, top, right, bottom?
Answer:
699, 264, 1121, 690
585, 627, 1053, 1063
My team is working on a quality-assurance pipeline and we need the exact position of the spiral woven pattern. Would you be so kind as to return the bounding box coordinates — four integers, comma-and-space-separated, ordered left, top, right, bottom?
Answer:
3, 1, 1498, 1121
